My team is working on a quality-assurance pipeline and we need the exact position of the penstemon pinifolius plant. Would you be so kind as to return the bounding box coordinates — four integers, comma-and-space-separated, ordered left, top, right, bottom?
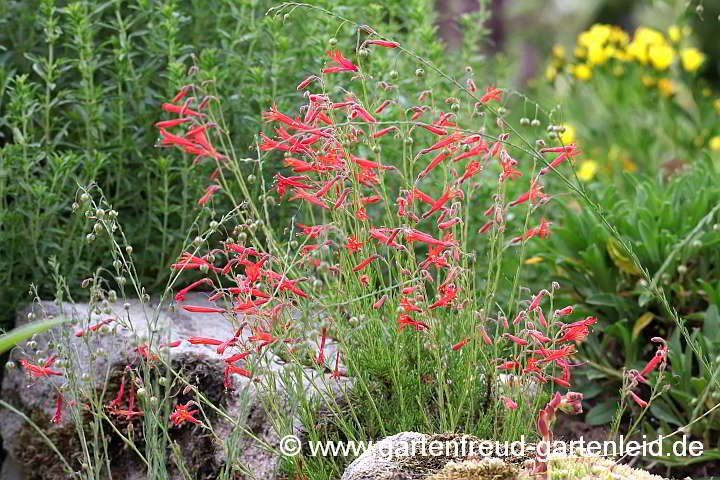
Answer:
8, 3, 718, 480
149, 3, 607, 478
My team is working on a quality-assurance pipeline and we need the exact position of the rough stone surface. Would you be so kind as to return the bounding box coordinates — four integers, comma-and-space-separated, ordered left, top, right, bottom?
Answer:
0, 294, 348, 480
340, 432, 428, 480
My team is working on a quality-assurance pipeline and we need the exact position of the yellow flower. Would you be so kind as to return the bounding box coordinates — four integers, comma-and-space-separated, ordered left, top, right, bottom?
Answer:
588, 45, 609, 65
714, 99, 720, 113
545, 65, 557, 82
657, 78, 674, 97
578, 24, 612, 50
634, 27, 665, 47
574, 46, 587, 59
626, 41, 648, 63
559, 124, 576, 145
552, 45, 566, 59
668, 25, 681, 43
648, 43, 674, 70
680, 48, 705, 72
571, 64, 592, 81
702, 88, 712, 97
710, 136, 720, 152
609, 26, 629, 45
576, 160, 598, 181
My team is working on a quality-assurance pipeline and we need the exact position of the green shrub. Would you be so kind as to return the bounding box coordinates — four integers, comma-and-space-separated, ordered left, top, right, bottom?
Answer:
0, 0, 486, 332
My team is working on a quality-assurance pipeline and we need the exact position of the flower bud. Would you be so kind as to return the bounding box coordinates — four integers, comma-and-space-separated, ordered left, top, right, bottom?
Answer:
389, 70, 399, 80
415, 68, 425, 79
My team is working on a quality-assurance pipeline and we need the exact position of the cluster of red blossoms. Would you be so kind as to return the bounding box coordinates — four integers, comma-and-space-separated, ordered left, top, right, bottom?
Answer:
496, 287, 598, 408
152, 37, 596, 393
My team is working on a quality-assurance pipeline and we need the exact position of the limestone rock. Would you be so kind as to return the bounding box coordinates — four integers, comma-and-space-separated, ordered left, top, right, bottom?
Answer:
0, 294, 348, 480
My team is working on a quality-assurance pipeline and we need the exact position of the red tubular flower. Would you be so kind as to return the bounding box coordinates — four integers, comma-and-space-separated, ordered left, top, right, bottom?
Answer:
344, 237, 365, 252
549, 376, 571, 387
451, 338, 473, 351
224, 365, 252, 388
478, 85, 503, 103
289, 189, 330, 210
372, 295, 388, 309
479, 327, 493, 345
361, 39, 399, 48
296, 75, 320, 90
417, 151, 451, 181
641, 344, 668, 376
315, 327, 328, 365
403, 228, 457, 248
628, 391, 649, 407
162, 103, 207, 118
352, 254, 381, 272
183, 305, 225, 313
511, 219, 553, 244
497, 360, 520, 370
502, 396, 518, 410
170, 402, 201, 426
187, 336, 225, 346
428, 287, 457, 310
420, 124, 448, 136
154, 117, 192, 128
558, 324, 589, 342
323, 50, 358, 73
508, 180, 546, 207
400, 297, 423, 312
374, 100, 394, 114
505, 334, 528, 346
175, 278, 215, 302
330, 351, 347, 380
371, 126, 399, 138
52, 393, 64, 424
74, 318, 115, 337
197, 185, 221, 206
396, 314, 429, 331
455, 161, 483, 185
18, 358, 64, 377
224, 351, 252, 364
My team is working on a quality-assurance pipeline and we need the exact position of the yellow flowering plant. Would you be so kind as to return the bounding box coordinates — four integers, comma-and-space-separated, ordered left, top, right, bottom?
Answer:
540, 23, 719, 186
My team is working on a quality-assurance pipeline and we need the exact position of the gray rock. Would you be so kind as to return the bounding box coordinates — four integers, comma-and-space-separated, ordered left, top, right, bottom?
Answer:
1, 293, 349, 480
340, 432, 429, 480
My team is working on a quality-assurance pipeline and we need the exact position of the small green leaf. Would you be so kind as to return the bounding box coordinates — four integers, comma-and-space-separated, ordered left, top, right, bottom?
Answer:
585, 400, 617, 425
650, 402, 683, 426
